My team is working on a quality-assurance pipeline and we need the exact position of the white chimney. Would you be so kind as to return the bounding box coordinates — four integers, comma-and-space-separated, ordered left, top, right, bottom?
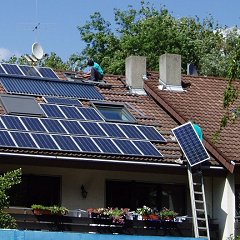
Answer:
125, 56, 147, 95
159, 54, 183, 91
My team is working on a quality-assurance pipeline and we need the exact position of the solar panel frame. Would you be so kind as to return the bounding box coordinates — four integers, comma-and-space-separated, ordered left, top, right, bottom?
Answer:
77, 107, 104, 121
19, 65, 41, 77
20, 117, 47, 132
118, 124, 146, 140
172, 122, 210, 167
136, 125, 166, 142
0, 130, 17, 147
1, 64, 23, 76
72, 136, 102, 153
36, 67, 59, 79
52, 135, 80, 151
92, 138, 122, 154
1, 115, 26, 131
40, 104, 66, 119
31, 133, 59, 150
44, 97, 82, 106
10, 131, 38, 148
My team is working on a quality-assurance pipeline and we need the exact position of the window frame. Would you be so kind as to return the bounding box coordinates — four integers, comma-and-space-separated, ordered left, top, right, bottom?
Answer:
92, 101, 136, 123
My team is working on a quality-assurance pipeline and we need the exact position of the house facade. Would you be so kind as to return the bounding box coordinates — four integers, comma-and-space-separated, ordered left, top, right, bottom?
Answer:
0, 55, 238, 240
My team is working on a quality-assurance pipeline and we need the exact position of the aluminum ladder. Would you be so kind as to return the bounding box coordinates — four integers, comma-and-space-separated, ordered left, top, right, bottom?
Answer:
188, 164, 210, 239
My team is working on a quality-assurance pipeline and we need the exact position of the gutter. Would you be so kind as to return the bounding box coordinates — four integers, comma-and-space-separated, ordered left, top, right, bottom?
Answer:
0, 152, 224, 171
144, 83, 234, 173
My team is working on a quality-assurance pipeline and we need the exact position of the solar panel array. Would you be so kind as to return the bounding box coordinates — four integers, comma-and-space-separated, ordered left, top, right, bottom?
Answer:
0, 112, 165, 157
0, 77, 105, 100
0, 63, 165, 159
172, 122, 210, 167
0, 63, 59, 79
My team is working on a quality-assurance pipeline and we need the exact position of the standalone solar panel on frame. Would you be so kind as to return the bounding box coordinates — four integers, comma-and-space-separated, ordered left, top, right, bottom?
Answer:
172, 122, 210, 167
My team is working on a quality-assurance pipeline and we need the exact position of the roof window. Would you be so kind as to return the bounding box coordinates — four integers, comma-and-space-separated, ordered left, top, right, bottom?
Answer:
92, 102, 136, 123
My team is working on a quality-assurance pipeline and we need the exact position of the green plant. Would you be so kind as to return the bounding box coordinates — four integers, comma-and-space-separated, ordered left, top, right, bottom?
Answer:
31, 204, 69, 215
0, 168, 22, 228
160, 207, 178, 220
136, 205, 152, 216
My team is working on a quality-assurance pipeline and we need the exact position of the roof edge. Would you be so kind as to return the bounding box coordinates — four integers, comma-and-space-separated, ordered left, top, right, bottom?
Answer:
144, 83, 234, 173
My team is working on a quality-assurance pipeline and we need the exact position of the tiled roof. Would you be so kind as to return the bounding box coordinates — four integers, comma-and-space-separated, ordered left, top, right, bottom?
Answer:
0, 68, 223, 171
144, 73, 239, 172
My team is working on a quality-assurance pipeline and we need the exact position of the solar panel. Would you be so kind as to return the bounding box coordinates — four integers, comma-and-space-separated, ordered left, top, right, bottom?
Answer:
44, 97, 82, 106
40, 104, 65, 118
52, 135, 79, 151
133, 140, 163, 157
21, 117, 46, 132
73, 136, 101, 153
19, 65, 41, 77
77, 107, 104, 121
172, 122, 210, 167
40, 119, 67, 134
10, 132, 37, 148
118, 124, 146, 140
1, 116, 26, 131
113, 139, 142, 155
1, 64, 23, 76
59, 105, 84, 120
0, 77, 105, 100
36, 67, 59, 79
60, 120, 87, 135
0, 65, 6, 74
0, 120, 6, 129
0, 131, 16, 147
137, 125, 166, 142
31, 133, 59, 150
98, 122, 126, 138
80, 122, 107, 137
93, 138, 121, 154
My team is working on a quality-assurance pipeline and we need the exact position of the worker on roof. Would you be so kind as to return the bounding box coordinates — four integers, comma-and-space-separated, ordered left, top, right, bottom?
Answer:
84, 59, 104, 82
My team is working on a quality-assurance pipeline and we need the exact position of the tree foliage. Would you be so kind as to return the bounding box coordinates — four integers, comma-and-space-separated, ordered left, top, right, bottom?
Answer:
0, 168, 22, 229
75, 0, 240, 76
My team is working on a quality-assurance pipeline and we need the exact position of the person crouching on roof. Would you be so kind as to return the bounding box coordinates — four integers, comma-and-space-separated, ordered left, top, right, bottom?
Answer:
84, 59, 104, 82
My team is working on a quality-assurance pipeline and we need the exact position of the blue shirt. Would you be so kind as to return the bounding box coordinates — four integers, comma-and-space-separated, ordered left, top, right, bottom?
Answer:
93, 62, 104, 75
193, 123, 203, 142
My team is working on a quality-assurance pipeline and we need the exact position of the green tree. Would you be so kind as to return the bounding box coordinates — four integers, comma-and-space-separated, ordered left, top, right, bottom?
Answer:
75, 0, 240, 77
0, 168, 22, 229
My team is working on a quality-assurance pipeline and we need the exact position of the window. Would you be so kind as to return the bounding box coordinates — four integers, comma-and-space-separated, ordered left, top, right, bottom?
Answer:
106, 180, 186, 215
93, 102, 136, 122
9, 174, 61, 207
0, 94, 45, 116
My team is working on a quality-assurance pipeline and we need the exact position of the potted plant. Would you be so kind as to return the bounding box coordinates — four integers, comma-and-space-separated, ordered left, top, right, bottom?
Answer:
159, 207, 178, 221
136, 205, 152, 220
31, 204, 69, 216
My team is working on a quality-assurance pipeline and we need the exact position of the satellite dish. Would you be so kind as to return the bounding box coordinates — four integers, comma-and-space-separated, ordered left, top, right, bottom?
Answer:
32, 42, 44, 60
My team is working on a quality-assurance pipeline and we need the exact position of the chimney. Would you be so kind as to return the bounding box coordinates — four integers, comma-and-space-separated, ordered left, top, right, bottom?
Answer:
125, 56, 147, 95
159, 54, 183, 91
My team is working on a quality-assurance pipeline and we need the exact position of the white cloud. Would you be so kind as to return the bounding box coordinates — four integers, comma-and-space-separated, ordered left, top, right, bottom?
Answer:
0, 48, 12, 61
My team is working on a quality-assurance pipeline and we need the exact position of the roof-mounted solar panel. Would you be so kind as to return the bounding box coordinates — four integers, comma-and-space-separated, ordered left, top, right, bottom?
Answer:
40, 104, 65, 118
0, 65, 6, 74
58, 105, 84, 120
133, 140, 163, 157
118, 124, 146, 140
44, 97, 82, 106
60, 120, 87, 135
40, 119, 67, 134
10, 131, 37, 148
52, 135, 79, 151
93, 138, 121, 154
80, 122, 107, 137
77, 107, 104, 121
0, 131, 16, 147
31, 133, 59, 150
73, 136, 101, 153
20, 117, 47, 132
1, 64, 23, 76
19, 65, 41, 77
113, 139, 142, 155
36, 67, 59, 79
98, 122, 126, 138
137, 125, 166, 142
1, 116, 26, 131
0, 77, 104, 100
172, 122, 210, 167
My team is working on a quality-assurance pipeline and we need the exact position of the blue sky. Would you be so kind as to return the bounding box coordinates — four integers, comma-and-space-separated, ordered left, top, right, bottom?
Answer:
0, 0, 240, 62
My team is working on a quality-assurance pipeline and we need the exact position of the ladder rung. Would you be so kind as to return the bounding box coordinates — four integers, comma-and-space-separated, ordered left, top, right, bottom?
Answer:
197, 217, 206, 221
195, 200, 204, 203
194, 191, 202, 194
196, 209, 205, 212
